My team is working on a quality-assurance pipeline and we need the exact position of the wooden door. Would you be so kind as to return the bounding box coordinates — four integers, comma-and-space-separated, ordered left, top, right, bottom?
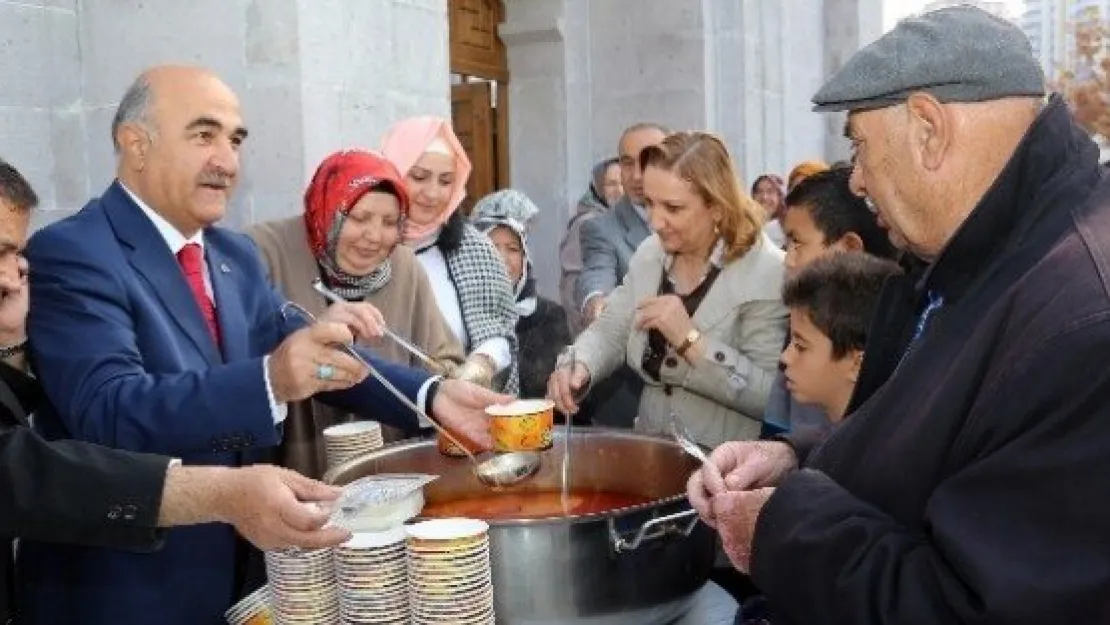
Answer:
449, 0, 509, 214
451, 81, 494, 216
450, 0, 508, 82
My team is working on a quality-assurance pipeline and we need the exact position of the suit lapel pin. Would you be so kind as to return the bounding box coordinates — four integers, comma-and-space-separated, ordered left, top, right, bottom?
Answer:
219, 263, 231, 274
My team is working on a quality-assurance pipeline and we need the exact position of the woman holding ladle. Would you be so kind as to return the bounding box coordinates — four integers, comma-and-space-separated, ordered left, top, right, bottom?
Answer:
249, 149, 467, 478
547, 132, 788, 450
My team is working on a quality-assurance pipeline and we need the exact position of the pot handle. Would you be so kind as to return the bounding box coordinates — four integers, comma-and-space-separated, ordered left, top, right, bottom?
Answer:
610, 508, 699, 553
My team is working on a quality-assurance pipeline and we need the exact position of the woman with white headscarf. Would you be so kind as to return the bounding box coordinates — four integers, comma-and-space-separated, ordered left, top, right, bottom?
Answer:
472, 190, 572, 401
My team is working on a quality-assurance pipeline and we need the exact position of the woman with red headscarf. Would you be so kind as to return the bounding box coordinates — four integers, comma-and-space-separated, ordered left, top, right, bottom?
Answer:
248, 149, 464, 478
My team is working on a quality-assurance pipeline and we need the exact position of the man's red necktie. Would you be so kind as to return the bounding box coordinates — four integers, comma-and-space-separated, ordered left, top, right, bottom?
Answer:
176, 243, 222, 349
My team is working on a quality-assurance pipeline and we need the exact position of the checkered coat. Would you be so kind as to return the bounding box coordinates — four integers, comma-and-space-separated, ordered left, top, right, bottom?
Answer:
444, 224, 520, 394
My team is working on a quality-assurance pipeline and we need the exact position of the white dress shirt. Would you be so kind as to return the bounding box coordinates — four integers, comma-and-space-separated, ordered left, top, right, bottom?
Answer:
122, 184, 288, 424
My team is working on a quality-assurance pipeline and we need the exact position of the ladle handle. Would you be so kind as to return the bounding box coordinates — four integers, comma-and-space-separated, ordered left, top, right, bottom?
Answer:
313, 279, 442, 371
332, 341, 480, 464
381, 327, 443, 371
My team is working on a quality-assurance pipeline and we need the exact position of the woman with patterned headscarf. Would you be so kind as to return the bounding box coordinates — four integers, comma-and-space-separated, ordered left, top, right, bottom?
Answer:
248, 149, 464, 478
381, 116, 519, 393
472, 190, 572, 401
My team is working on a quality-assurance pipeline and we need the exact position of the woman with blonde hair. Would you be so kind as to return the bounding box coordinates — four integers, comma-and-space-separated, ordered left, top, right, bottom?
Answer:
548, 132, 788, 448
381, 117, 519, 393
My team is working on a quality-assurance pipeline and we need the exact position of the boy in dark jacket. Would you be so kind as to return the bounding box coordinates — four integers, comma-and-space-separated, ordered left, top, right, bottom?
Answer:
779, 253, 901, 423
760, 167, 897, 438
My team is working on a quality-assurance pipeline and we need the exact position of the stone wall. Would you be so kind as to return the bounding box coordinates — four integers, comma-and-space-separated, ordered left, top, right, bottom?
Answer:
0, 0, 450, 230
1, 0, 883, 298
1, 0, 83, 228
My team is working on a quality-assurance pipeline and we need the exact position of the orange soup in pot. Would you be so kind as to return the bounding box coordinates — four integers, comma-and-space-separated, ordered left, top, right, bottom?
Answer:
421, 490, 651, 520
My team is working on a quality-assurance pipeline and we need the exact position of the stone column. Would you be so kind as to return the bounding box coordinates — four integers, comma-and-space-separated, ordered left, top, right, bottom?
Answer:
706, 0, 833, 180
500, 0, 570, 300
823, 0, 884, 162
502, 0, 835, 297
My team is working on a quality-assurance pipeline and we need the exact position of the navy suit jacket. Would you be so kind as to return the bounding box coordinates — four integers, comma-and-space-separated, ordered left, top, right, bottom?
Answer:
574, 197, 651, 308
18, 181, 429, 625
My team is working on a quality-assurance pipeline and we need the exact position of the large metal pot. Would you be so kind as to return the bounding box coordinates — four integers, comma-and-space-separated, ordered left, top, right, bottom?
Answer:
324, 428, 715, 624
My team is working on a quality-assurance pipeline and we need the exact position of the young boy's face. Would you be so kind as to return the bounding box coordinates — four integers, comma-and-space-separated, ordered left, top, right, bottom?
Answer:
783, 204, 856, 277
781, 308, 862, 423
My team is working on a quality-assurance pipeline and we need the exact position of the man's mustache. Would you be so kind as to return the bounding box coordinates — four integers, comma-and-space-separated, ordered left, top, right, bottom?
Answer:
198, 171, 234, 188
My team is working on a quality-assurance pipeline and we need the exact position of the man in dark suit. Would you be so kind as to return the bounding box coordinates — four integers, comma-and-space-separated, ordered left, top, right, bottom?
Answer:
0, 160, 352, 624
18, 65, 502, 625
572, 122, 667, 428
575, 122, 668, 324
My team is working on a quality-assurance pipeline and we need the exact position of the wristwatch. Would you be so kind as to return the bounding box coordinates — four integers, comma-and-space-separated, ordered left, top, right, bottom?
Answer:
0, 339, 26, 359
676, 328, 702, 358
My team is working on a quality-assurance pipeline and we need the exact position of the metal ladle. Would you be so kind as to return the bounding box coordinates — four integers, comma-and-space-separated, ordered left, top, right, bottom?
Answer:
670, 414, 711, 465
559, 346, 583, 504
670, 412, 728, 492
311, 279, 442, 372
288, 290, 542, 488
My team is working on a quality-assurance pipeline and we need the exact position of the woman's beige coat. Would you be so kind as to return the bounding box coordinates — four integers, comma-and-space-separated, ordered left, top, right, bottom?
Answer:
248, 216, 464, 477
574, 234, 788, 448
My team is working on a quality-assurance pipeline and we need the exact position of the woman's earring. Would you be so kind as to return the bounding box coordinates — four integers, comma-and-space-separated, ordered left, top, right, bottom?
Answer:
714, 221, 720, 235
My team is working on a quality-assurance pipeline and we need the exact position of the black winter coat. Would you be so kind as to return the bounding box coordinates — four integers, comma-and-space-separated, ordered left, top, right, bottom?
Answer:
757, 96, 1110, 624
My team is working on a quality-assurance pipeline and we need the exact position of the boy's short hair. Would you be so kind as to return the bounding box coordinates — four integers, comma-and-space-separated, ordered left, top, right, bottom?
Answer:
785, 166, 897, 260
783, 252, 902, 358
0, 159, 38, 212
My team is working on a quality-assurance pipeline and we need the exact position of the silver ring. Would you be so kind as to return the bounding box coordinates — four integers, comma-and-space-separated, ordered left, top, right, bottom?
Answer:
315, 363, 336, 381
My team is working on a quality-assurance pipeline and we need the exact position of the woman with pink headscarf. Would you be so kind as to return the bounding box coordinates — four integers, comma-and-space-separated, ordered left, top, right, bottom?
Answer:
381, 116, 519, 393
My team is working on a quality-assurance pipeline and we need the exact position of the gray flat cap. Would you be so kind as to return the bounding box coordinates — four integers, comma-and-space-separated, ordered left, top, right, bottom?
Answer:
813, 5, 1045, 112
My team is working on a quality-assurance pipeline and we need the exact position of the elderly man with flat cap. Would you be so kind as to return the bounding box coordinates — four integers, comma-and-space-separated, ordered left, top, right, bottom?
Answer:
688, 6, 1110, 624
